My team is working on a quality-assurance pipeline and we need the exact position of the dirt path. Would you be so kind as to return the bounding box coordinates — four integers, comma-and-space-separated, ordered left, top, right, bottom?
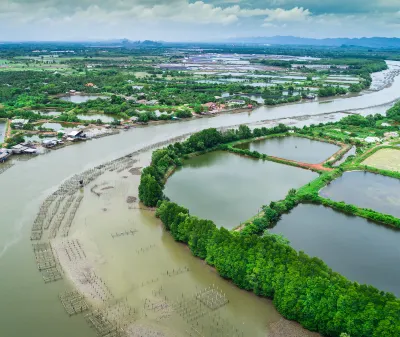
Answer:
269, 156, 333, 172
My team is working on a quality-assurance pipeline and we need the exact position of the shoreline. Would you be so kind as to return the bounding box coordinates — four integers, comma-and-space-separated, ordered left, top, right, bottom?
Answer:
31, 135, 321, 337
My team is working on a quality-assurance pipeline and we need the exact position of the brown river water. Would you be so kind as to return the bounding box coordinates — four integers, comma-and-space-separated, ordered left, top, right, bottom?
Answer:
0, 61, 400, 337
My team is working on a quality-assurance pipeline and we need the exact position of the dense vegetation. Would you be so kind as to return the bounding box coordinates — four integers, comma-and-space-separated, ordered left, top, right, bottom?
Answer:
137, 115, 400, 336
155, 199, 400, 337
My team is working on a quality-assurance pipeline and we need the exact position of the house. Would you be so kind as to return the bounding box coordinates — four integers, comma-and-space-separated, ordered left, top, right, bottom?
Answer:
67, 130, 85, 141
85, 83, 95, 87
11, 144, 28, 154
136, 99, 148, 105
11, 119, 29, 129
203, 102, 217, 111
381, 123, 391, 127
42, 139, 58, 148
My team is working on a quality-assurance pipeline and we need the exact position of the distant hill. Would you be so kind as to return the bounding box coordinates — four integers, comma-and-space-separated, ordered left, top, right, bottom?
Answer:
225, 36, 400, 48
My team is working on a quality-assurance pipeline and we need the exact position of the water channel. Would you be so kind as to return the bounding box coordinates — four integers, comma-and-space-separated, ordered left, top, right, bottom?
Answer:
0, 121, 6, 143
270, 204, 400, 296
320, 171, 400, 218
1, 61, 400, 337
164, 151, 317, 229
235, 136, 340, 164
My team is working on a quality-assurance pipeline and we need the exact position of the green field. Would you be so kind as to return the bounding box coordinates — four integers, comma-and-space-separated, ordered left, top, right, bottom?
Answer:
363, 148, 400, 171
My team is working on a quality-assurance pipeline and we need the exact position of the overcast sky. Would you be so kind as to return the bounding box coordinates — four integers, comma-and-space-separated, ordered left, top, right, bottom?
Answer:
1, 0, 400, 41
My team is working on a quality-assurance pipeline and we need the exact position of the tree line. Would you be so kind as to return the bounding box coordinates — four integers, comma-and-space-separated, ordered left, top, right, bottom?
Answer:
138, 125, 400, 337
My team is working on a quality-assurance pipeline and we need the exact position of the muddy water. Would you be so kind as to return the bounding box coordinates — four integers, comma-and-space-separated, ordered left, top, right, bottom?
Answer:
66, 152, 281, 336
164, 151, 317, 228
0, 61, 399, 337
236, 136, 340, 164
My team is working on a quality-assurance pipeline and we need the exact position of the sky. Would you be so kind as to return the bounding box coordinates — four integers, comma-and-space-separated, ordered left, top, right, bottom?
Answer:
1, 0, 400, 41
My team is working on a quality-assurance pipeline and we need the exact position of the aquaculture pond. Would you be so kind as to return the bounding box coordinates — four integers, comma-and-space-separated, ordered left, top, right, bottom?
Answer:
77, 114, 115, 123
39, 123, 64, 131
33, 110, 62, 117
60, 95, 108, 103
164, 151, 317, 229
320, 171, 400, 218
0, 121, 6, 143
236, 136, 340, 164
270, 204, 400, 295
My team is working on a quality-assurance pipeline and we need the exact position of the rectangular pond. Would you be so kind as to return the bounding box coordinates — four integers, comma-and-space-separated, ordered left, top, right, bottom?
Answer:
164, 151, 317, 229
60, 95, 108, 103
270, 204, 400, 295
320, 171, 400, 218
236, 136, 340, 164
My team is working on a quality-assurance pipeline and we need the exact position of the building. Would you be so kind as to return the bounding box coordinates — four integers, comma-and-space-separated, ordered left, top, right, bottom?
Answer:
42, 139, 59, 148
11, 144, 37, 154
67, 130, 85, 141
85, 83, 95, 87
203, 102, 217, 111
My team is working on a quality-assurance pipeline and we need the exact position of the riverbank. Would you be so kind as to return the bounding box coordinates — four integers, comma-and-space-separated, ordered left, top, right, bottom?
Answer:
35, 142, 315, 337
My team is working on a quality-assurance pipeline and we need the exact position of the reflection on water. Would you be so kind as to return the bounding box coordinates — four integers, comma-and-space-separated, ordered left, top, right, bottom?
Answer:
165, 151, 317, 228
77, 114, 115, 123
320, 171, 400, 218
271, 204, 400, 295
236, 136, 340, 164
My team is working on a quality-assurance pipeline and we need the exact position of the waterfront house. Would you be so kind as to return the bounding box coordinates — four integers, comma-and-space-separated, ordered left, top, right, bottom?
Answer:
67, 130, 86, 141
11, 144, 29, 154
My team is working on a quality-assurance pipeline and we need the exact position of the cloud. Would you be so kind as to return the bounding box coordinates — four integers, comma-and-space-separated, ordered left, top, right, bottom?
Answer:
263, 7, 311, 22
0, 0, 400, 40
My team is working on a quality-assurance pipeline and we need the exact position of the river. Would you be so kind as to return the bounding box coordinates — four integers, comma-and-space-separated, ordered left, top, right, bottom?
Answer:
1, 61, 400, 337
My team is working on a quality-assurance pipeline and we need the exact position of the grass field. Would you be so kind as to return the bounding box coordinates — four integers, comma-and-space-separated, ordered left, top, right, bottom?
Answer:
363, 148, 400, 171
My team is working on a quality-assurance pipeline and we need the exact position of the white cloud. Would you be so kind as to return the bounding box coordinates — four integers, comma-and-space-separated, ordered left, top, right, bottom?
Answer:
263, 7, 311, 22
